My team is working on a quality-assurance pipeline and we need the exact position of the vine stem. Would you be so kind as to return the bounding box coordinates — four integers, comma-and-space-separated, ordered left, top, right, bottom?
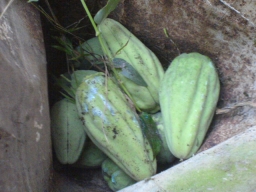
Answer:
80, 0, 99, 36
80, 0, 141, 112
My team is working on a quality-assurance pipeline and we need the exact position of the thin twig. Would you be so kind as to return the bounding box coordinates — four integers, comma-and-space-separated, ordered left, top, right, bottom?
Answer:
219, 0, 255, 26
216, 101, 256, 115
44, 0, 59, 23
0, 0, 15, 20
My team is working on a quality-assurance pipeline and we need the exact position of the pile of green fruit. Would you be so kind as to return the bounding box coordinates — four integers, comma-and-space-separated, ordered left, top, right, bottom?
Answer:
51, 18, 220, 191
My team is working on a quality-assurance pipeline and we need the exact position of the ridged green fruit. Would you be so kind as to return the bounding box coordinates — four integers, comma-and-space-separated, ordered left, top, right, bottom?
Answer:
76, 73, 156, 181
159, 52, 220, 160
151, 112, 176, 164
51, 99, 86, 164
80, 36, 160, 113
116, 75, 160, 113
72, 141, 107, 168
98, 18, 164, 113
70, 70, 97, 90
76, 37, 104, 66
102, 158, 136, 191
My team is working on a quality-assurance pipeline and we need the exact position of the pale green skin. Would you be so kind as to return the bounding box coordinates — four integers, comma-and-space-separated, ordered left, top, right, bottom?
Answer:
102, 158, 136, 192
51, 99, 86, 164
75, 32, 162, 112
76, 73, 156, 181
78, 36, 160, 113
77, 37, 104, 66
159, 52, 220, 160
70, 70, 97, 90
72, 141, 107, 168
98, 18, 164, 113
117, 75, 160, 113
151, 112, 176, 164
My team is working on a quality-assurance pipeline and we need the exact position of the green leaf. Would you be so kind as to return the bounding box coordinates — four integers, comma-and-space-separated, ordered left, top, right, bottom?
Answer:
113, 58, 148, 87
52, 45, 71, 54
60, 92, 76, 104
28, 0, 39, 2
52, 36, 75, 56
139, 112, 162, 158
94, 0, 121, 24
55, 74, 76, 100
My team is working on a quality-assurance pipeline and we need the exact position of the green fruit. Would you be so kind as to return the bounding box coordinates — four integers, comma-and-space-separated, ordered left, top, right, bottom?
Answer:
102, 158, 136, 191
76, 72, 156, 181
139, 112, 162, 158
98, 18, 164, 113
51, 99, 86, 164
151, 112, 176, 164
72, 140, 107, 168
102, 158, 120, 180
117, 75, 160, 113
70, 70, 97, 90
159, 52, 220, 160
76, 37, 104, 66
